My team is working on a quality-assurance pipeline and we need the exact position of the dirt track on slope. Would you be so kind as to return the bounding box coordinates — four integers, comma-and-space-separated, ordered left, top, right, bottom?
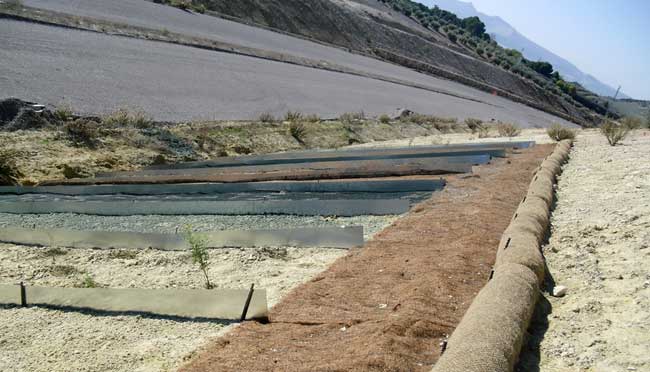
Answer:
181, 144, 554, 372
0, 16, 574, 125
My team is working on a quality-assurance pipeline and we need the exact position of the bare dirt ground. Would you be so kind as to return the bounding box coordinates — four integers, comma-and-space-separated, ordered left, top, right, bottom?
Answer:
0, 209, 399, 372
0, 244, 347, 372
181, 144, 554, 372
518, 130, 650, 372
347, 127, 560, 148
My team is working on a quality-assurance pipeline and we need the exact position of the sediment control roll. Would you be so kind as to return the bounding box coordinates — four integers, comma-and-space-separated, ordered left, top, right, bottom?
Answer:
431, 263, 539, 372
431, 140, 573, 372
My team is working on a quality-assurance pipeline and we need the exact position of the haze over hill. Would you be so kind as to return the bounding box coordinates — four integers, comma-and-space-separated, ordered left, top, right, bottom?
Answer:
424, 0, 627, 98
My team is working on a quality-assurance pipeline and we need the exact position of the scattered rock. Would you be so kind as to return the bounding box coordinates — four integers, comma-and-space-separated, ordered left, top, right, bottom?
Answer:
390, 108, 413, 120
552, 285, 567, 298
0, 98, 58, 131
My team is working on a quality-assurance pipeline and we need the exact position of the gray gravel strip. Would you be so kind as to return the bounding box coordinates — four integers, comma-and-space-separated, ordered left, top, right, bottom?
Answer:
0, 213, 397, 240
0, 191, 432, 202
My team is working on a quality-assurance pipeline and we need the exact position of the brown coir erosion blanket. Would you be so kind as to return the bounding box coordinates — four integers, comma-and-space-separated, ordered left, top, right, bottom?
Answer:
181, 144, 554, 372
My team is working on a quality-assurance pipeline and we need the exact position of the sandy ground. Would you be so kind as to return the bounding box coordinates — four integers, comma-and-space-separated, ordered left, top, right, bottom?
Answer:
0, 210, 397, 372
517, 130, 650, 371
346, 127, 559, 148
0, 244, 348, 372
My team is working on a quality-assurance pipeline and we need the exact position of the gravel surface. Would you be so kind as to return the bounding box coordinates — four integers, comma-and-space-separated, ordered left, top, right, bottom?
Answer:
517, 130, 650, 371
0, 213, 396, 241
1, 18, 573, 125
0, 191, 431, 202
0, 241, 347, 372
0, 208, 397, 371
0, 305, 230, 372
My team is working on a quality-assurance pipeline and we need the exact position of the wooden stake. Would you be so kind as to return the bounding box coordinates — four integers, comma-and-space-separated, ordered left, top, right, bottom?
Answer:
20, 282, 26, 307
240, 283, 255, 322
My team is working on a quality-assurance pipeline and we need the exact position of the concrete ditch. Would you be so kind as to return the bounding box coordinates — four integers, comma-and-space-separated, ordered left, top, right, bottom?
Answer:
431, 139, 572, 372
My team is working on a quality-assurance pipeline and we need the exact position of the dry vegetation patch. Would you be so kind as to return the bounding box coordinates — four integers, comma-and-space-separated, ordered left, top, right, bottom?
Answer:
0, 149, 23, 185
496, 121, 522, 137
1, 105, 485, 184
546, 123, 576, 142
600, 120, 630, 146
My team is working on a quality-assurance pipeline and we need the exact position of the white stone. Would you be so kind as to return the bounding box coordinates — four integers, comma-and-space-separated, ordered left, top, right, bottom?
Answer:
552, 285, 568, 297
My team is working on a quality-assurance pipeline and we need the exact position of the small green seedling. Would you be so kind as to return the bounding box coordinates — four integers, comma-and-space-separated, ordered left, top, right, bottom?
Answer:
80, 274, 98, 288
184, 226, 213, 289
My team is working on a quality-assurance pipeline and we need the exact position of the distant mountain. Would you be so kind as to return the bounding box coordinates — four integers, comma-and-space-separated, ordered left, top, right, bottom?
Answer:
422, 0, 628, 98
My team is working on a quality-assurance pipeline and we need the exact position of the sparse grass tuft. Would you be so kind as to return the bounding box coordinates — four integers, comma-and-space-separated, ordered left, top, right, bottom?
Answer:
600, 120, 629, 146
379, 114, 391, 124
61, 164, 91, 179
79, 274, 98, 288
108, 250, 138, 260
103, 108, 153, 128
49, 265, 79, 277
0, 149, 23, 186
546, 123, 576, 142
284, 110, 303, 123
432, 122, 450, 132
404, 113, 429, 125
339, 111, 365, 125
477, 125, 492, 138
464, 118, 484, 133
621, 116, 643, 130
288, 121, 307, 143
41, 247, 68, 257
184, 226, 213, 289
496, 122, 521, 137
64, 119, 100, 148
53, 104, 74, 122
304, 114, 321, 123
150, 154, 167, 166
258, 112, 276, 123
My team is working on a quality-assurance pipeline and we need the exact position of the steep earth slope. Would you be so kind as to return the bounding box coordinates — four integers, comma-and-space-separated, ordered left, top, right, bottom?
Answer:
0, 2, 575, 125
184, 0, 599, 124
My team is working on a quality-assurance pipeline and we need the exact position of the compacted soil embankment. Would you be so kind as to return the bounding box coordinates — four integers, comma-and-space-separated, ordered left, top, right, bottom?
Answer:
181, 145, 554, 371
518, 130, 650, 371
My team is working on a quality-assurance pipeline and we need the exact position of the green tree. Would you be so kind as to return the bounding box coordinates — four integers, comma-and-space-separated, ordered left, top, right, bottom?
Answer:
527, 61, 554, 77
462, 16, 486, 38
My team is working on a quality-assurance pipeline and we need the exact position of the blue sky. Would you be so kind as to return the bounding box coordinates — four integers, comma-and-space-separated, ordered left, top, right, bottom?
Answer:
424, 0, 650, 100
